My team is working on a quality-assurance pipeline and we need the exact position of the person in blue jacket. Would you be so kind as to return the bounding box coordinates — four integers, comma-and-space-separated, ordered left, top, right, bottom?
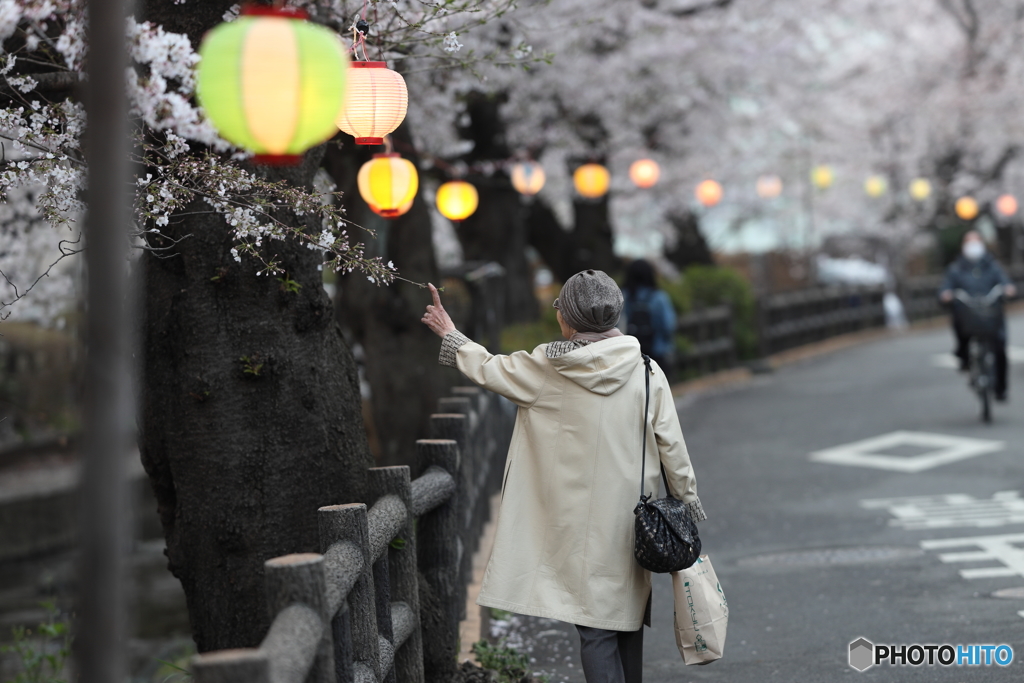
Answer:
622, 259, 677, 375
939, 231, 1017, 400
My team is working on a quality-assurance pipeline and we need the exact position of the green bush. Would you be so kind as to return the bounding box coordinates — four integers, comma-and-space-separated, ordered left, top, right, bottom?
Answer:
660, 265, 759, 360
471, 640, 534, 683
1, 602, 72, 683
500, 304, 562, 354
500, 265, 759, 362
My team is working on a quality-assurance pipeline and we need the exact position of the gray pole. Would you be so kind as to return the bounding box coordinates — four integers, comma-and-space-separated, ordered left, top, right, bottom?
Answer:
77, 0, 130, 678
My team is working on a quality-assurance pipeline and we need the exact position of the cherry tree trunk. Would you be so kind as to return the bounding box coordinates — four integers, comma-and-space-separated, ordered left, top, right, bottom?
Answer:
137, 2, 372, 652
451, 90, 538, 322
455, 174, 538, 323
138, 152, 374, 652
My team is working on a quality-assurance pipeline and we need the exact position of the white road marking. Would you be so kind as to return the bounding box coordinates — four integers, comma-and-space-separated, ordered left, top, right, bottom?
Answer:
810, 431, 1004, 473
921, 533, 1024, 580
931, 346, 1024, 369
861, 491, 1024, 530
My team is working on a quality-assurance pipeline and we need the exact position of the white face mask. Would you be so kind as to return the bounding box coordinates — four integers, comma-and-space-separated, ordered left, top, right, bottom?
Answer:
963, 240, 986, 261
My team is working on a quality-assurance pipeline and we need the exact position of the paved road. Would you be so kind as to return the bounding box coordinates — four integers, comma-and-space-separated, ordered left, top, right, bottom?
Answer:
495, 312, 1024, 682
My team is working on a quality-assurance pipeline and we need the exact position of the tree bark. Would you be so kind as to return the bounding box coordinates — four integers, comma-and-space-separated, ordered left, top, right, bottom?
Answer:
665, 210, 715, 270
571, 194, 619, 275
325, 125, 450, 469
138, 0, 373, 654
138, 150, 374, 652
525, 197, 577, 283
566, 156, 620, 277
451, 90, 537, 322
455, 175, 537, 323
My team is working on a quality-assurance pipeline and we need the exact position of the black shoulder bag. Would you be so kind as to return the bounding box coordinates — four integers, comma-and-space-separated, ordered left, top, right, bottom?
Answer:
633, 354, 701, 573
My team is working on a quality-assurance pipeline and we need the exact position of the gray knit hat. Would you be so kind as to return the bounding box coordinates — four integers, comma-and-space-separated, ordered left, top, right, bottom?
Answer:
553, 269, 623, 332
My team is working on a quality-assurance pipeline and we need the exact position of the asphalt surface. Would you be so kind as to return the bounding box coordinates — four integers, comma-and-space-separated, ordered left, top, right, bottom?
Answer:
495, 312, 1024, 682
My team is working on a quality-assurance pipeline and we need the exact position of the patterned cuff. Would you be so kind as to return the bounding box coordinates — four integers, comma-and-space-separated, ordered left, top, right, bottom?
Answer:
439, 329, 472, 368
686, 498, 708, 523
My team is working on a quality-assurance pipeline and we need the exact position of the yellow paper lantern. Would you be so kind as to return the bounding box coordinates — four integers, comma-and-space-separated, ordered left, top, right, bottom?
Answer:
573, 163, 610, 199
357, 153, 418, 218
756, 175, 783, 199
909, 178, 932, 201
629, 159, 660, 189
369, 199, 413, 218
695, 180, 723, 207
510, 161, 546, 196
811, 165, 834, 189
196, 7, 349, 164
996, 194, 1019, 217
436, 180, 479, 221
864, 175, 887, 198
336, 61, 408, 145
955, 196, 979, 221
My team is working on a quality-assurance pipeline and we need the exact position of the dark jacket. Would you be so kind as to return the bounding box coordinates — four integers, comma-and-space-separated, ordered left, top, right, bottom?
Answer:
622, 286, 676, 359
940, 253, 1013, 298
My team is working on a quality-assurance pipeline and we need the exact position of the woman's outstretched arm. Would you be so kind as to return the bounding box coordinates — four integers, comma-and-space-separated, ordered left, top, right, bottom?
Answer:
422, 283, 549, 408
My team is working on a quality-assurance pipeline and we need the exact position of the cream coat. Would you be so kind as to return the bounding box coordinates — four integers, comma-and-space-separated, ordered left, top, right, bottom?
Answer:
450, 334, 704, 631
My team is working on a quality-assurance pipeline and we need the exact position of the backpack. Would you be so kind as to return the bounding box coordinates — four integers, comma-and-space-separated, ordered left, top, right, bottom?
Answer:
627, 290, 657, 355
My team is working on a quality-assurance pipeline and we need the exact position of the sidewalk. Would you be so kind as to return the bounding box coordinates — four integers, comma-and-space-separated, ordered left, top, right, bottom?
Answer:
455, 311, 1005, 681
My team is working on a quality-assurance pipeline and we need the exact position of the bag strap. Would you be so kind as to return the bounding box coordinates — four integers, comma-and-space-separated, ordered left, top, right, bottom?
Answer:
639, 354, 652, 502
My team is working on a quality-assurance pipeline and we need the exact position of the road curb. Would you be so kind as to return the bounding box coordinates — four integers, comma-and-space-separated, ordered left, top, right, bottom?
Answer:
669, 307, 1024, 399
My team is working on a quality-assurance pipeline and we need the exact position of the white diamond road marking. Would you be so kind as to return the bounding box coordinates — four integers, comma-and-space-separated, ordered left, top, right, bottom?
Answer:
921, 533, 1024, 580
810, 431, 1004, 473
861, 491, 1024, 530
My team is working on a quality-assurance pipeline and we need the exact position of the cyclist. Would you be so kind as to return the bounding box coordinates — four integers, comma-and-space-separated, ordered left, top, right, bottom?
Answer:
939, 231, 1016, 400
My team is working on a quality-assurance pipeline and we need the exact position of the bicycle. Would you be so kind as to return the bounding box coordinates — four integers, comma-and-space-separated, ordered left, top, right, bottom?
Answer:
951, 285, 1005, 423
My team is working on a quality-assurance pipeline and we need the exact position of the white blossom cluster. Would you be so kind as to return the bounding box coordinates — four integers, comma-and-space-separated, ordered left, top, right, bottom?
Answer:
403, 0, 1024, 269
124, 17, 231, 150
0, 0, 466, 320
0, 183, 81, 325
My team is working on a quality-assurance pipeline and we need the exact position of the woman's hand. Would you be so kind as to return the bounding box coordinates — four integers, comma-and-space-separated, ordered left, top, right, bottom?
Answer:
421, 283, 457, 338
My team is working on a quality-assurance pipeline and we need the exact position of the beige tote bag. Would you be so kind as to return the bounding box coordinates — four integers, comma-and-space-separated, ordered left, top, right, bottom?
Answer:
672, 554, 728, 664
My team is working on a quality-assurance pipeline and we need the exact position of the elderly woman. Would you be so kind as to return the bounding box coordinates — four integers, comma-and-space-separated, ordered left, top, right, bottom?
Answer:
422, 269, 706, 683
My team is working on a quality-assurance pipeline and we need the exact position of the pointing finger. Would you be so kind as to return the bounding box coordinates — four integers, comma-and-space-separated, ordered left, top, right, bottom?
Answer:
429, 283, 442, 308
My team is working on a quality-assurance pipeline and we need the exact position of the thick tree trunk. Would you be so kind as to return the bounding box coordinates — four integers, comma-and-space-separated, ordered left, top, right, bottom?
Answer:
525, 197, 589, 283
571, 195, 619, 275
325, 125, 450, 469
138, 153, 374, 652
455, 175, 537, 323
565, 155, 620, 277
451, 90, 537, 322
665, 210, 714, 270
136, 0, 375, 652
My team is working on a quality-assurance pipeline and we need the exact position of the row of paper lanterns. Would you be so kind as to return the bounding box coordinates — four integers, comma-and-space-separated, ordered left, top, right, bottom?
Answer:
346, 151, 1023, 222
191, 10, 1019, 224
193, 7, 480, 222
196, 6, 409, 161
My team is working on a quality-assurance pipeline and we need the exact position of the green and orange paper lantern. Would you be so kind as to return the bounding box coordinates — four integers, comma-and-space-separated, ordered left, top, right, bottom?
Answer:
357, 153, 419, 218
196, 6, 349, 164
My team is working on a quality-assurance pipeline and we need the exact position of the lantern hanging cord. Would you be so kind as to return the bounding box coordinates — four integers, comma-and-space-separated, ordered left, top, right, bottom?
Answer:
349, 23, 371, 61
348, 0, 371, 61
346, 0, 370, 60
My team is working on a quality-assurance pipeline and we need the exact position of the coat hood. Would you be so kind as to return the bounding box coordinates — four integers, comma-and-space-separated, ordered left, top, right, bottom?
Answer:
546, 336, 643, 396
